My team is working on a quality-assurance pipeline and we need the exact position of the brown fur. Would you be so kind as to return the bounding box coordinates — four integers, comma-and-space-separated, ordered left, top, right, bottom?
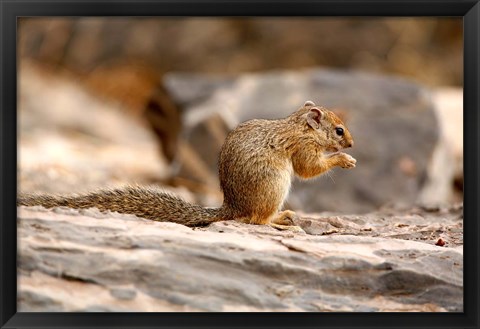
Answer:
18, 101, 355, 227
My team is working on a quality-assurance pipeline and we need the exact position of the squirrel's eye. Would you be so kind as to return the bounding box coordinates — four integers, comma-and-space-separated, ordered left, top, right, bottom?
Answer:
335, 127, 344, 136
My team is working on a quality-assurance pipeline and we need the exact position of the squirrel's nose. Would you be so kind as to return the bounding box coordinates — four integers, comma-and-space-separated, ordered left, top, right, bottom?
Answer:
347, 141, 354, 148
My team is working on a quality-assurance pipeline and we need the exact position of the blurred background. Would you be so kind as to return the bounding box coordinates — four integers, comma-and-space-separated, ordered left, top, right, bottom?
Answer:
18, 17, 463, 214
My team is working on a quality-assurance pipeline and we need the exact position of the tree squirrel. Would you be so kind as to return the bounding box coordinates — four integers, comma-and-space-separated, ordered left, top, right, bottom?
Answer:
18, 101, 356, 230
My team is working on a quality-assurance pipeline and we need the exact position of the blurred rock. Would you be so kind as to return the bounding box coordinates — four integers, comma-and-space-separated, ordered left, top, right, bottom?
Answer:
431, 88, 463, 200
18, 62, 171, 194
165, 68, 455, 213
18, 204, 463, 312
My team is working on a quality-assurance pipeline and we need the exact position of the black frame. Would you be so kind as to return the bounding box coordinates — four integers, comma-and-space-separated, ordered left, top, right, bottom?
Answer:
1, 1, 479, 328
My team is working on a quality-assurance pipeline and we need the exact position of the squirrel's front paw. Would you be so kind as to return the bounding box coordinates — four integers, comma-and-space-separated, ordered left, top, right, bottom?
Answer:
336, 152, 357, 169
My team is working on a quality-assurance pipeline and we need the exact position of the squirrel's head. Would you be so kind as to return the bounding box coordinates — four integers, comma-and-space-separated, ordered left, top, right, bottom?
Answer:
298, 100, 354, 152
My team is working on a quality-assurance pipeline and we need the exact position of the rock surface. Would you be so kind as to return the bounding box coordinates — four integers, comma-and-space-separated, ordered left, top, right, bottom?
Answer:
166, 69, 456, 213
18, 204, 463, 312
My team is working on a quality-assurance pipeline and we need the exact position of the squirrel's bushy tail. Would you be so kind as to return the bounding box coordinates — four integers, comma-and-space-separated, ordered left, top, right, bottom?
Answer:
17, 186, 226, 227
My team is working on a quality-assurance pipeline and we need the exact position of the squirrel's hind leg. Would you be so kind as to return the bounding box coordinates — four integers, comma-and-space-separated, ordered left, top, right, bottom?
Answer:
235, 210, 305, 233
269, 210, 305, 233
271, 210, 297, 225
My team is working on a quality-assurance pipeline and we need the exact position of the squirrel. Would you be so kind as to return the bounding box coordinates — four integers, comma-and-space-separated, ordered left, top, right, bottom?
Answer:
18, 100, 356, 230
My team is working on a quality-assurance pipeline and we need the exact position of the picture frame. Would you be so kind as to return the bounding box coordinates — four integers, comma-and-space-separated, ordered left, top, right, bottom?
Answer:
1, 1, 478, 328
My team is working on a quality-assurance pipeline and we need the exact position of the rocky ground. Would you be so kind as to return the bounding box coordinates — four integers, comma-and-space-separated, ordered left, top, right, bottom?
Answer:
17, 63, 463, 312
18, 203, 463, 312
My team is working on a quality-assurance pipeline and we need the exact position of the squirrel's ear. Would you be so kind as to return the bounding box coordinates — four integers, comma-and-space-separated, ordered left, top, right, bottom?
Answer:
306, 107, 323, 129
304, 100, 316, 107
